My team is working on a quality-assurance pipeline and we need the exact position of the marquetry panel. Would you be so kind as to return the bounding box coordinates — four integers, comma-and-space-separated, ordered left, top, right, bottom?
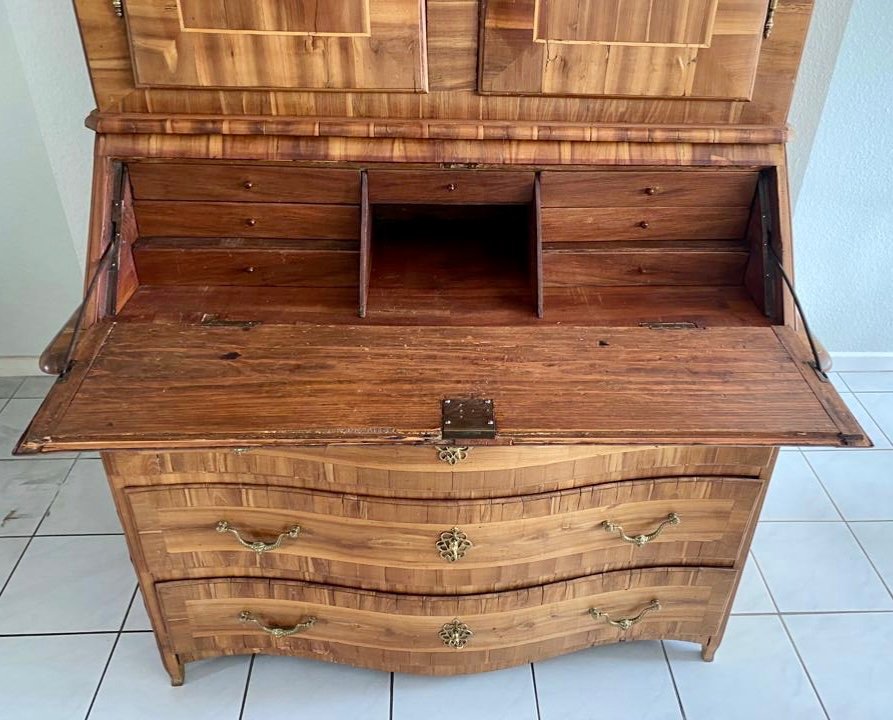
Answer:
178, 0, 370, 35
127, 477, 760, 591
534, 0, 719, 46
481, 0, 768, 99
158, 568, 735, 674
123, 0, 427, 91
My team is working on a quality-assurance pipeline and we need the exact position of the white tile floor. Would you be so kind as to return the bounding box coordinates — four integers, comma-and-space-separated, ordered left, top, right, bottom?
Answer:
1, 370, 892, 719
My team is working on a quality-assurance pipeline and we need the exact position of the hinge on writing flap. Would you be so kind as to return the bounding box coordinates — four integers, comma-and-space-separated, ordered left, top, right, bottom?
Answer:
639, 321, 701, 330
764, 0, 779, 38
442, 399, 496, 440
112, 0, 124, 18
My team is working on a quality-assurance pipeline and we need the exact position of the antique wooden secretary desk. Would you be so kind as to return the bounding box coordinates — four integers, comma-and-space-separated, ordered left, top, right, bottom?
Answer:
18, 0, 868, 685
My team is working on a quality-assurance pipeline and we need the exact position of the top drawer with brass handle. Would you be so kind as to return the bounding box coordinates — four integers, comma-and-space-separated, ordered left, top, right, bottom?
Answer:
127, 476, 759, 593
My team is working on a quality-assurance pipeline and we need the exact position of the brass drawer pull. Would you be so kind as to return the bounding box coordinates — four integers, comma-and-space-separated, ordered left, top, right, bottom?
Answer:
440, 618, 473, 649
216, 521, 301, 554
589, 600, 661, 631
602, 512, 680, 547
239, 611, 316, 638
436, 526, 472, 562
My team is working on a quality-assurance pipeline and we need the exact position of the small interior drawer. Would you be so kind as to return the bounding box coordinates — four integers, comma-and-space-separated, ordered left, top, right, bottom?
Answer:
129, 164, 362, 204
133, 201, 361, 240
366, 170, 535, 204
540, 207, 751, 242
127, 477, 759, 592
157, 567, 735, 673
539, 171, 759, 208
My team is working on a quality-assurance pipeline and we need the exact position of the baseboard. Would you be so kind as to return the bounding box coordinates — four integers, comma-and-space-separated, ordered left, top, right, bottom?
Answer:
830, 352, 893, 372
0, 357, 41, 377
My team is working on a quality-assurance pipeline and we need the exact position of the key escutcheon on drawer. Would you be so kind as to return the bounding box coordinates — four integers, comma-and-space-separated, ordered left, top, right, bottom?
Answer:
127, 476, 759, 593
157, 567, 734, 674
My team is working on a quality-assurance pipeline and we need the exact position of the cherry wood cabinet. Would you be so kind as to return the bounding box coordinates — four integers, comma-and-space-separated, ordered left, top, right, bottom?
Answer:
17, 0, 865, 686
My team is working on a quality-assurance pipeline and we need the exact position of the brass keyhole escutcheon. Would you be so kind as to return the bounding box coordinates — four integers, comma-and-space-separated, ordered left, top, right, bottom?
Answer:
436, 527, 472, 563
439, 619, 473, 649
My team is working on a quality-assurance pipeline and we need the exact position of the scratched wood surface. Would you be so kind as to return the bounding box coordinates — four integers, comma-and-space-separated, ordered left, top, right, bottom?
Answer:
19, 324, 864, 452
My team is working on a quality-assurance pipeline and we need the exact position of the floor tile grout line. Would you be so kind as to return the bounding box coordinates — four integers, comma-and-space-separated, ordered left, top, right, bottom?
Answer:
0, 535, 35, 599
237, 654, 256, 720
777, 614, 832, 720
849, 392, 893, 446
388, 671, 395, 720
800, 454, 854, 525
0, 630, 153, 638
83, 585, 140, 720
660, 640, 687, 720
30, 457, 80, 538
749, 554, 782, 614
845, 520, 893, 602
530, 663, 542, 720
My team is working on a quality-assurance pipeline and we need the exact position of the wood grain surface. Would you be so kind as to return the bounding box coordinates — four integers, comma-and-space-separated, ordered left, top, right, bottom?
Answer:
157, 567, 735, 674
19, 325, 864, 452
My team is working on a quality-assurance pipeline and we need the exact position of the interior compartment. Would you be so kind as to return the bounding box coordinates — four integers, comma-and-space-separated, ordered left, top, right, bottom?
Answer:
119, 162, 780, 328
365, 203, 536, 318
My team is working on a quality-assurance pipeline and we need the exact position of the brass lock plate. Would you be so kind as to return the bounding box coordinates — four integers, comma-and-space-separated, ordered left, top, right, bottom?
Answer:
441, 398, 496, 440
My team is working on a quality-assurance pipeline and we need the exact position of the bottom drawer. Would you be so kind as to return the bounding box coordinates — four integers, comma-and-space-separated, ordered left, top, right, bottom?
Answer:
158, 567, 734, 675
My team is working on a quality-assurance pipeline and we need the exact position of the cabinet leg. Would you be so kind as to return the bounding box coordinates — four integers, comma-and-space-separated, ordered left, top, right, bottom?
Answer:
701, 642, 716, 662
164, 654, 185, 686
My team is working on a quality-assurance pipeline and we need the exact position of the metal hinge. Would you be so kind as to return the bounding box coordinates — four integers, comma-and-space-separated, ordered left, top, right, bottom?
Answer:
639, 321, 701, 330
442, 398, 496, 440
112, 0, 124, 18
763, 0, 779, 38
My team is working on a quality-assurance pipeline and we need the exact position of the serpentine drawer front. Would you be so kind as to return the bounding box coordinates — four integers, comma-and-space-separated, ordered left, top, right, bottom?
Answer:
157, 567, 736, 675
127, 476, 760, 593
104, 445, 776, 498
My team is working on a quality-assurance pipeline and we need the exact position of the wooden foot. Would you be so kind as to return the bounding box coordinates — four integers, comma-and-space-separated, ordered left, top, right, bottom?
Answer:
701, 643, 716, 662
164, 655, 185, 686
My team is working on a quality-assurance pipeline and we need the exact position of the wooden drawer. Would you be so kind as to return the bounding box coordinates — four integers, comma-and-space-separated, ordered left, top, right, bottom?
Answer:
106, 445, 775, 499
539, 171, 758, 208
129, 164, 362, 204
366, 170, 535, 204
128, 477, 759, 592
134, 201, 360, 240
157, 567, 735, 674
133, 239, 360, 288
541, 207, 750, 242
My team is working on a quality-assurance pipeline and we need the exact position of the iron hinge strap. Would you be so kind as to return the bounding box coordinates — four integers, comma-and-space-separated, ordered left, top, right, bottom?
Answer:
764, 0, 779, 38
112, 0, 124, 18
766, 244, 829, 382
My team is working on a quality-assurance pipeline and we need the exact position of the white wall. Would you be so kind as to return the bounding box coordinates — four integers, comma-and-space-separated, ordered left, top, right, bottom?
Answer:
793, 0, 893, 352
0, 0, 82, 359
787, 0, 855, 205
3, 0, 95, 268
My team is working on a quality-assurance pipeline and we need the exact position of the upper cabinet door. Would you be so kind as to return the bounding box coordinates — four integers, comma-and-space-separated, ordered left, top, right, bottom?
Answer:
480, 0, 768, 99
123, 0, 428, 92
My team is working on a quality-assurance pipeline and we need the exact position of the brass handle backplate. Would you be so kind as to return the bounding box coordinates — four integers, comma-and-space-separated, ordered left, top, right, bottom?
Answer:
602, 513, 680, 547
436, 446, 469, 465
589, 600, 661, 631
436, 527, 472, 562
440, 618, 473, 649
239, 611, 316, 638
216, 521, 301, 554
